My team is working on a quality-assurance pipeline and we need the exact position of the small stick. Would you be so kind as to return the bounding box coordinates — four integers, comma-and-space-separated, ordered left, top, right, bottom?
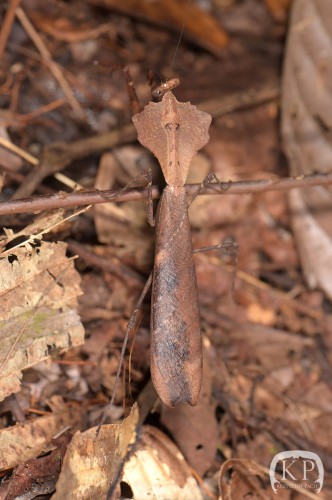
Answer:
2, 172, 332, 215
18, 98, 66, 122
15, 7, 85, 120
97, 272, 153, 433
123, 66, 141, 115
0, 136, 39, 165
12, 123, 136, 199
67, 239, 144, 288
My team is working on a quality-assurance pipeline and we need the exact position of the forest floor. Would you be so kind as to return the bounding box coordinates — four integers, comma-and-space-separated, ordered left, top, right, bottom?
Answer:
0, 0, 331, 498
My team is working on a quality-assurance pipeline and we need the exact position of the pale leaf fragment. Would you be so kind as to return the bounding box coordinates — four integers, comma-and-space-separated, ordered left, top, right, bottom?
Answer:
0, 241, 84, 401
0, 396, 82, 471
122, 425, 203, 500
0, 210, 67, 255
282, 0, 332, 298
0, 207, 89, 256
53, 404, 139, 499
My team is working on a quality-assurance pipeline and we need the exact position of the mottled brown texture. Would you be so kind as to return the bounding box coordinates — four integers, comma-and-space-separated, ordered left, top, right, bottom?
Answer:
151, 186, 202, 406
132, 92, 211, 186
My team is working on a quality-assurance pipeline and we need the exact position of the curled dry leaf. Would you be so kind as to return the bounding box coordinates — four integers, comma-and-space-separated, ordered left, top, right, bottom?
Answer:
218, 458, 268, 500
0, 240, 84, 401
53, 404, 139, 499
0, 396, 82, 471
122, 425, 203, 500
282, 0, 332, 298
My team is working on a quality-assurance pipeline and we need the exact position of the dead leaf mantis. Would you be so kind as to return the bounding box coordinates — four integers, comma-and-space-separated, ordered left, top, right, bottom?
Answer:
131, 79, 213, 406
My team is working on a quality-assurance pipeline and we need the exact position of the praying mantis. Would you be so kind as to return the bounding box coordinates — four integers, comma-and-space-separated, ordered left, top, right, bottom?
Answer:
132, 80, 212, 407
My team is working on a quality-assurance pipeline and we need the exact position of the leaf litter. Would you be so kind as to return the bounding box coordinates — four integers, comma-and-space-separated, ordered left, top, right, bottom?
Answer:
0, 395, 82, 472
0, 0, 332, 498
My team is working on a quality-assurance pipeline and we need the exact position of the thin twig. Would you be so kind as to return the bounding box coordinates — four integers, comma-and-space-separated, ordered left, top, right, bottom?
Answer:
0, 99, 65, 128
67, 239, 145, 287
199, 85, 279, 118
19, 98, 66, 122
97, 273, 153, 434
0, 165, 53, 194
15, 7, 85, 119
0, 136, 39, 165
0, 0, 21, 60
0, 126, 90, 191
12, 123, 136, 199
1, 172, 332, 216
1, 206, 90, 258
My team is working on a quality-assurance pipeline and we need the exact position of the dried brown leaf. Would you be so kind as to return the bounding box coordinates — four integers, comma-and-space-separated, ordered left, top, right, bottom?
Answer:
0, 396, 82, 471
88, 0, 229, 54
161, 400, 218, 477
29, 10, 114, 44
93, 152, 151, 270
0, 434, 68, 499
0, 241, 84, 401
230, 323, 314, 371
53, 404, 139, 499
282, 0, 332, 298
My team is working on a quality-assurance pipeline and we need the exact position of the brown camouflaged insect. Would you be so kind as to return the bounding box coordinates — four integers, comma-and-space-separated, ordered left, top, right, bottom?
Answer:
132, 86, 212, 406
